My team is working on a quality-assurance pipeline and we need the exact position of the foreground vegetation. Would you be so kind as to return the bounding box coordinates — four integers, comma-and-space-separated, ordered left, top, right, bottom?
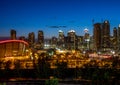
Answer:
0, 56, 120, 84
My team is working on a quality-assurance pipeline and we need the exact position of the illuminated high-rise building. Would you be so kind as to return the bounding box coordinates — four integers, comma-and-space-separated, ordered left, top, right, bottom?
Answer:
118, 24, 120, 51
66, 30, 77, 50
51, 36, 57, 48
112, 27, 118, 50
58, 30, 64, 41
68, 30, 76, 42
77, 36, 84, 50
113, 27, 117, 38
93, 23, 101, 51
84, 29, 90, 50
11, 29, 16, 40
38, 30, 44, 49
101, 20, 110, 51
28, 32, 35, 46
58, 30, 65, 49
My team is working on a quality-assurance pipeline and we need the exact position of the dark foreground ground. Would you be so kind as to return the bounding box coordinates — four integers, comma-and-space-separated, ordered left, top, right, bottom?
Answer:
0, 67, 120, 85
0, 78, 120, 85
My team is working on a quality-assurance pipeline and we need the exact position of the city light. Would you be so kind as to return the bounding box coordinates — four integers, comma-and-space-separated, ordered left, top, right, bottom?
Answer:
0, 0, 120, 83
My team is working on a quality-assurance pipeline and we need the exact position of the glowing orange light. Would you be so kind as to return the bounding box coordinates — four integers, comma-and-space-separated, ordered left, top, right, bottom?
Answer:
0, 40, 29, 46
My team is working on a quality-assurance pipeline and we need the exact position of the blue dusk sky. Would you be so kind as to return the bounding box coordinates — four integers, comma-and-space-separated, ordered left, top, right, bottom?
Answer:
0, 0, 120, 38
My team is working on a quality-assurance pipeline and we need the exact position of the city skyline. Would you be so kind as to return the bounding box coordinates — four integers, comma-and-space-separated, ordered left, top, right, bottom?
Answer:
1, 0, 120, 38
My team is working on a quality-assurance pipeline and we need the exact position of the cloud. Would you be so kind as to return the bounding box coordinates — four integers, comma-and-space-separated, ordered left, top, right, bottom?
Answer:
49, 26, 59, 28
48, 25, 67, 28
59, 26, 67, 28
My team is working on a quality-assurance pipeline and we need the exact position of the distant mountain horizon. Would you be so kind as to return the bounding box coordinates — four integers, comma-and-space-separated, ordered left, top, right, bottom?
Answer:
0, 36, 51, 41
0, 36, 10, 40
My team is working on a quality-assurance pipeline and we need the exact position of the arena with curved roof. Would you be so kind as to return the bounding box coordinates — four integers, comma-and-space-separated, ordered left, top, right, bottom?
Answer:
0, 40, 34, 69
0, 40, 29, 58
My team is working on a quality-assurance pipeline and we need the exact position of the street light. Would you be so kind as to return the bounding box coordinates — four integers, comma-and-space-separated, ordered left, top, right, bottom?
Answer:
111, 50, 115, 56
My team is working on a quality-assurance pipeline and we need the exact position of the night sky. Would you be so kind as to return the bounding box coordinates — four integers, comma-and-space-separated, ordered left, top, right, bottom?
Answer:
0, 0, 120, 38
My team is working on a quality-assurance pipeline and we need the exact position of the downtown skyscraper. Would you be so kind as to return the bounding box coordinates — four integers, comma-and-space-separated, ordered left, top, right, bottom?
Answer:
93, 23, 101, 51
101, 20, 110, 51
93, 20, 111, 51
10, 29, 16, 40
38, 30, 44, 49
118, 25, 120, 51
58, 30, 65, 49
28, 32, 35, 47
